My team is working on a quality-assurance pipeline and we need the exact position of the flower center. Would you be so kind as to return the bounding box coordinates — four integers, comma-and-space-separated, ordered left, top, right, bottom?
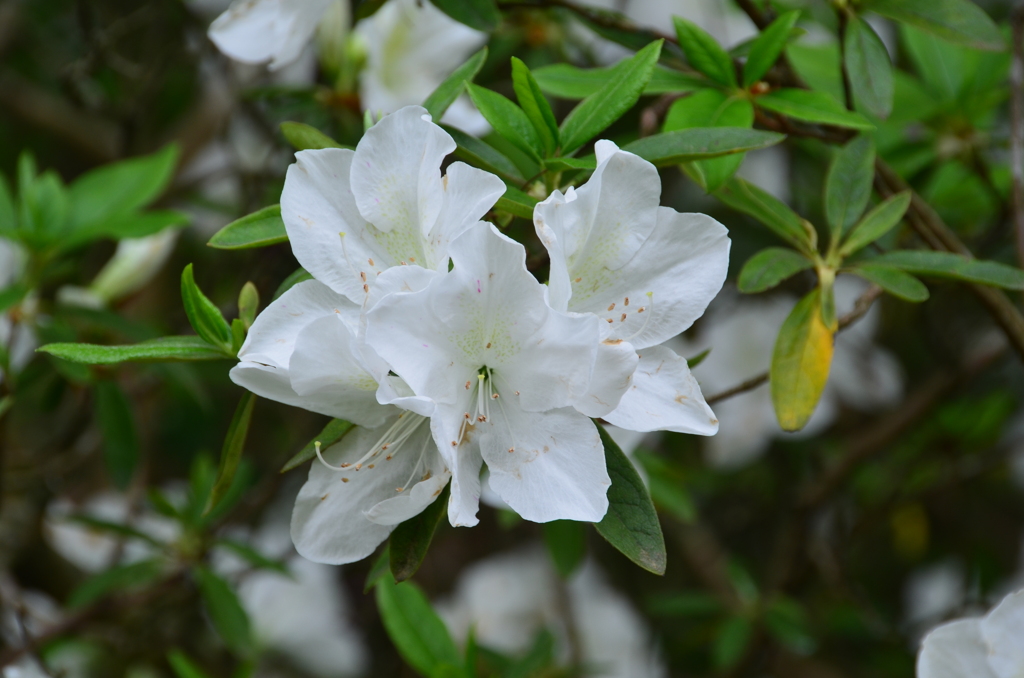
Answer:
454, 366, 519, 454
600, 291, 655, 340
314, 412, 431, 492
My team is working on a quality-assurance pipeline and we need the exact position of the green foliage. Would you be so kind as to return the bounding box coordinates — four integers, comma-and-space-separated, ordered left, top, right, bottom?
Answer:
532, 62, 701, 99
208, 205, 288, 250
181, 264, 232, 352
429, 0, 500, 32
95, 380, 140, 489
205, 392, 256, 516
281, 419, 355, 472
389, 485, 451, 582
68, 560, 165, 609
237, 282, 259, 330
738, 247, 814, 293
375, 577, 464, 677
850, 265, 930, 302
866, 0, 1004, 50
423, 47, 488, 122
511, 57, 560, 156
868, 251, 1024, 289
743, 11, 801, 87
771, 290, 834, 431
664, 90, 754, 191
543, 520, 587, 578
38, 337, 231, 364
714, 177, 814, 254
825, 135, 876, 239
467, 83, 543, 161
839, 192, 912, 256
757, 89, 874, 130
279, 122, 347, 151
494, 186, 538, 220
622, 127, 784, 168
167, 651, 214, 678
593, 424, 667, 575
214, 538, 290, 575
844, 15, 894, 119
194, 566, 253, 656
714, 616, 753, 669
673, 18, 735, 87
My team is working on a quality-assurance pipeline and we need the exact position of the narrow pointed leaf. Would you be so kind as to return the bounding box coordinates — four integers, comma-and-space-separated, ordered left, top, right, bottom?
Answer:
68, 559, 164, 609
281, 419, 354, 472
866, 0, 1004, 51
757, 89, 874, 130
511, 57, 560, 155
622, 128, 784, 167
825, 135, 876, 238
770, 290, 834, 431
495, 185, 538, 220
443, 125, 525, 182
95, 381, 140, 489
839, 191, 911, 256
375, 577, 462, 675
713, 177, 811, 252
868, 251, 1024, 289
181, 264, 232, 349
532, 63, 702, 99
593, 424, 666, 575
466, 83, 542, 160
38, 337, 230, 364
743, 11, 801, 87
559, 40, 663, 155
194, 565, 253, 655
849, 265, 930, 302
205, 392, 256, 515
673, 18, 735, 86
167, 651, 214, 678
737, 247, 814, 293
423, 46, 488, 122
67, 144, 179, 229
215, 538, 289, 575
844, 16, 894, 119
389, 485, 451, 582
429, 0, 500, 31
209, 205, 287, 250
280, 122, 346, 151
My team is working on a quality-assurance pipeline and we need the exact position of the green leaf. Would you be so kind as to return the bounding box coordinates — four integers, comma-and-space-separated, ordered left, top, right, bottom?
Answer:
770, 290, 834, 431
280, 122, 346, 151
494, 185, 538, 220
167, 650, 214, 678
375, 577, 462, 675
713, 177, 812, 253
95, 381, 140, 489
839, 191, 911, 256
68, 560, 164, 609
423, 47, 488, 123
208, 204, 287, 250
743, 10, 801, 87
67, 145, 179, 230
181, 264, 232, 350
215, 538, 290, 575
543, 520, 587, 578
0, 284, 29, 314
389, 484, 450, 583
365, 549, 391, 593
281, 419, 354, 472
559, 40, 663, 155
237, 282, 259, 330
622, 127, 784, 167
466, 84, 542, 161
868, 251, 1024, 290
647, 591, 722, 617
206, 392, 256, 515
532, 63, 702, 99
686, 348, 711, 369
511, 57, 560, 155
757, 89, 874, 130
543, 156, 597, 173
428, 0, 500, 31
194, 565, 253, 655
593, 423, 667, 575
273, 268, 314, 301
38, 336, 230, 364
737, 247, 814, 293
849, 264, 930, 302
714, 617, 754, 669
825, 135, 876, 239
443, 125, 525, 183
866, 0, 1004, 51
663, 90, 754, 191
673, 18, 735, 86
66, 515, 163, 548
63, 209, 189, 250
764, 598, 816, 654
844, 15, 894, 119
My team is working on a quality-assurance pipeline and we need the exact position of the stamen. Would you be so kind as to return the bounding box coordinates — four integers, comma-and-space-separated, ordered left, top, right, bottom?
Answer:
623, 292, 655, 342
607, 303, 615, 311
314, 414, 426, 473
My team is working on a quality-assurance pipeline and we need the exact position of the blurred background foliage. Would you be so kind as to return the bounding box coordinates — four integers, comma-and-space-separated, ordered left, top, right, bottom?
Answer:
1, 0, 1024, 677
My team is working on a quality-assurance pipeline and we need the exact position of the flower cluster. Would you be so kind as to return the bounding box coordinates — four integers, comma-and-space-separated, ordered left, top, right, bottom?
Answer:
231, 106, 729, 564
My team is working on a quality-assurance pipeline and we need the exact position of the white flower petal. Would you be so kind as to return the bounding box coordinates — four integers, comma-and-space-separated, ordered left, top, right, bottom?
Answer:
446, 431, 484, 528
979, 589, 1024, 678
208, 0, 333, 70
573, 338, 638, 418
917, 619, 998, 678
480, 405, 609, 523
428, 163, 506, 257
604, 345, 718, 435
290, 416, 437, 564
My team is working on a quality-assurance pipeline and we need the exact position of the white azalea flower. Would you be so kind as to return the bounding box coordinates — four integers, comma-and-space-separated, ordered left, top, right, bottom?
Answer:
917, 588, 1024, 678
1, 237, 37, 384
365, 224, 612, 526
436, 547, 666, 678
57, 230, 179, 309
534, 140, 730, 435
208, 0, 489, 132
280, 105, 504, 305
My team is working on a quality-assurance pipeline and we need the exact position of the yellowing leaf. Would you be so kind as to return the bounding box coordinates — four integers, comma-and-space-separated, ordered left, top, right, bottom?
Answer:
770, 290, 835, 431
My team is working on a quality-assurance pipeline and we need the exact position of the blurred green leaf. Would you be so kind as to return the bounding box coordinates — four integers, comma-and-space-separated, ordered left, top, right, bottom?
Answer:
444, 125, 525, 183
205, 391, 255, 516
67, 145, 178, 230
764, 597, 816, 654
714, 617, 753, 669
869, 251, 1024, 289
95, 380, 140, 489
844, 15, 894, 119
825, 135, 876, 239
0, 284, 29, 314
280, 122, 346, 151
622, 127, 784, 167
195, 565, 253, 655
713, 177, 812, 253
375, 577, 462, 675
594, 423, 667, 575
664, 90, 754, 191
757, 89, 874, 130
686, 348, 711, 369
543, 520, 587, 578
281, 419, 354, 472
181, 264, 232, 350
63, 209, 189, 251
511, 57, 560, 156
900, 25, 967, 100
647, 591, 722, 617
849, 264, 929, 302
866, 0, 1004, 50
839, 191, 911, 256
429, 0, 499, 31
68, 559, 164, 609
544, 156, 596, 173
215, 538, 290, 575
673, 18, 735, 87
365, 549, 391, 593
743, 10, 801, 87
635, 451, 697, 524
771, 289, 834, 432
495, 185, 538, 220
390, 484, 450, 583
532, 62, 702, 99
167, 650, 213, 678
737, 247, 813, 293
66, 515, 163, 548
38, 336, 230, 364
559, 40, 663, 155
423, 47, 488, 123
208, 205, 287, 250
786, 42, 844, 103
273, 268, 314, 301
466, 83, 543, 161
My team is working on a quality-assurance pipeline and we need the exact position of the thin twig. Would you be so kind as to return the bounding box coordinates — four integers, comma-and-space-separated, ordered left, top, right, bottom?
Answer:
704, 285, 883, 405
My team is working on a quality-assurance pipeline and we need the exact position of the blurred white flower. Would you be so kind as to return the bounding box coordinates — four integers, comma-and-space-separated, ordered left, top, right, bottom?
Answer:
57, 230, 179, 309
675, 277, 902, 468
903, 559, 967, 639
436, 547, 666, 678
917, 588, 1024, 678
0, 237, 36, 385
